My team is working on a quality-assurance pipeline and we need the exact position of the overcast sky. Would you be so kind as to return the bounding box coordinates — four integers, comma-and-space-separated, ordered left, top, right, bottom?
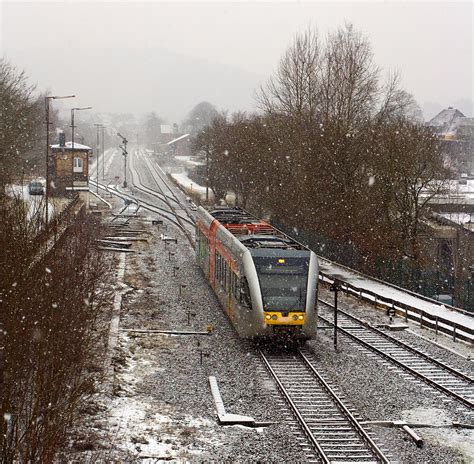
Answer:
1, 1, 473, 123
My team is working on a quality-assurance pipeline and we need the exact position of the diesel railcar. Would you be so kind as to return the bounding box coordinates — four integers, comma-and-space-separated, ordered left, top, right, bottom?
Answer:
195, 206, 318, 343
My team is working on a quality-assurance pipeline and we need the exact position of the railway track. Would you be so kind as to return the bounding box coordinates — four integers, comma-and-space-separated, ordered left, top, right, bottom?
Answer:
260, 348, 391, 463
131, 150, 196, 245
91, 149, 196, 245
319, 300, 474, 410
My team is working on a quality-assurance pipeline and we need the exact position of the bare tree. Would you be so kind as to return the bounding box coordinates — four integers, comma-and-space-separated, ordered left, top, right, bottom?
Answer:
319, 23, 379, 128
0, 60, 44, 188
143, 111, 164, 148
192, 113, 230, 201
257, 28, 321, 120
369, 119, 452, 262
183, 101, 219, 135
377, 71, 423, 123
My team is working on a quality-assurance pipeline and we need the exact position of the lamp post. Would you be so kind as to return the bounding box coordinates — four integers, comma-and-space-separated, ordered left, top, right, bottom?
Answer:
45, 94, 75, 229
94, 123, 102, 193
70, 106, 92, 194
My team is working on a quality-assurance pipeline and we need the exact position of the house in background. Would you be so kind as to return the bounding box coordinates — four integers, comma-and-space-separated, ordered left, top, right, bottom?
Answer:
50, 139, 92, 197
427, 107, 474, 175
167, 133, 191, 157
158, 124, 175, 144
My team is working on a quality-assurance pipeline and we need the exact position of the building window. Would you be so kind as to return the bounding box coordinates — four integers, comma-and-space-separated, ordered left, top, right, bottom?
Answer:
73, 157, 83, 173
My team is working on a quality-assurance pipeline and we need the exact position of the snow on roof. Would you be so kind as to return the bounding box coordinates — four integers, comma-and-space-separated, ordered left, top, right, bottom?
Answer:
428, 107, 465, 127
427, 108, 467, 137
439, 212, 474, 226
51, 141, 92, 150
167, 134, 190, 145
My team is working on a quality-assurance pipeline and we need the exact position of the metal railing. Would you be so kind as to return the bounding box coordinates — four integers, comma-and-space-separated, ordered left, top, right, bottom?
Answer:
319, 272, 474, 344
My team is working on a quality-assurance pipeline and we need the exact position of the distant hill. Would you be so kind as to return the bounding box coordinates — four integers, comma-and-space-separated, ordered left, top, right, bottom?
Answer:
6, 45, 266, 122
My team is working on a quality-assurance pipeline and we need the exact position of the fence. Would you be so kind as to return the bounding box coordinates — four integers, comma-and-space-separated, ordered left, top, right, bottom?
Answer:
276, 224, 472, 313
319, 272, 473, 344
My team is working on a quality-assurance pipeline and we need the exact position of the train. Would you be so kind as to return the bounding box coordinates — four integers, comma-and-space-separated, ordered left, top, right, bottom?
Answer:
195, 206, 318, 343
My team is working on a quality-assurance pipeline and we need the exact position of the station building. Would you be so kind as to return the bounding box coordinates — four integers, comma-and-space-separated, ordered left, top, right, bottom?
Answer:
49, 139, 92, 197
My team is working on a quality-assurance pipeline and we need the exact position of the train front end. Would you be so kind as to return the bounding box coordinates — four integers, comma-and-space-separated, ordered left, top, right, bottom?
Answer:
243, 247, 318, 343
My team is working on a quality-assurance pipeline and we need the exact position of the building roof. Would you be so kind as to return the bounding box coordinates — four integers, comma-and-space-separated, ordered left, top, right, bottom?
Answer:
51, 141, 92, 150
427, 107, 466, 138
167, 133, 190, 146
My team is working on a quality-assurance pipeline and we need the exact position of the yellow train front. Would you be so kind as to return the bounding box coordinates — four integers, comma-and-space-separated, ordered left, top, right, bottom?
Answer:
195, 207, 318, 343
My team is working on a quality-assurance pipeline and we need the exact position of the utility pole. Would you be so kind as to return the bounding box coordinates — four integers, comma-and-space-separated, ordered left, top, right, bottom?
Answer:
71, 106, 92, 194
117, 133, 128, 188
45, 94, 75, 229
94, 124, 101, 193
101, 125, 106, 180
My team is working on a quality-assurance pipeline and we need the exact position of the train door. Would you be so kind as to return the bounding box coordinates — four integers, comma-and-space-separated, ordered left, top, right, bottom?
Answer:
226, 261, 234, 321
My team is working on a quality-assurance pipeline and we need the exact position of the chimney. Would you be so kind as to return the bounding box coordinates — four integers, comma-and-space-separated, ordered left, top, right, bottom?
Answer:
59, 131, 66, 147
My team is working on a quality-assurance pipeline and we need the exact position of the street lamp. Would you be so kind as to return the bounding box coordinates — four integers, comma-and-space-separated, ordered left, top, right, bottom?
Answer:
94, 123, 102, 193
45, 94, 75, 228
70, 106, 92, 193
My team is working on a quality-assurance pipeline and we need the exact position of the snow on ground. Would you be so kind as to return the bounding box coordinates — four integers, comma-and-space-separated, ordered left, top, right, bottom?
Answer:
170, 172, 213, 201
400, 407, 474, 462
6, 182, 64, 220
175, 155, 205, 166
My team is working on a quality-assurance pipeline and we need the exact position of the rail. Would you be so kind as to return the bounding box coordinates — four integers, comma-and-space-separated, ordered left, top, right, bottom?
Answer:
319, 302, 474, 409
259, 348, 391, 463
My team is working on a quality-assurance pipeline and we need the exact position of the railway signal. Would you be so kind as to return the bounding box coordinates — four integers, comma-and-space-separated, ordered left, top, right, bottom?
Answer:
117, 132, 128, 188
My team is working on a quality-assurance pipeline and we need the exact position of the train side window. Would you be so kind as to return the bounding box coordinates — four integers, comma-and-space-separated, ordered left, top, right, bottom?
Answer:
240, 277, 251, 308
220, 255, 223, 283
224, 261, 228, 290
222, 260, 226, 287
234, 273, 239, 298
233, 272, 239, 298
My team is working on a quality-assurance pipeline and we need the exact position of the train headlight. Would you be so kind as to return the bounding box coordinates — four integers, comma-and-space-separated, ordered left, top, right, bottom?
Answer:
293, 315, 299, 321
298, 315, 304, 320
265, 315, 271, 320
271, 314, 278, 320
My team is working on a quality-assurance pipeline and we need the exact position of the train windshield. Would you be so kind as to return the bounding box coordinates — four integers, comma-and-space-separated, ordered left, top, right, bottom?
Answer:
253, 256, 309, 311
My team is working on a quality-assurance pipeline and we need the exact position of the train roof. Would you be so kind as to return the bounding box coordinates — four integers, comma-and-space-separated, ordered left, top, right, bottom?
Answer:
206, 206, 307, 251
208, 207, 260, 224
